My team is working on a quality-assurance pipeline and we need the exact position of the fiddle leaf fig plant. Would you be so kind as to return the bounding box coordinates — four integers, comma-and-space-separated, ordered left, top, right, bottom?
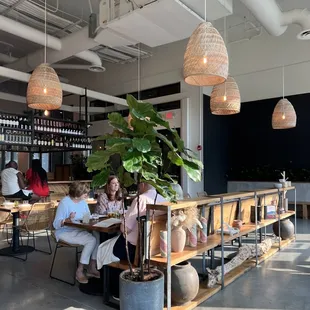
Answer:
86, 94, 203, 281
87, 94, 203, 200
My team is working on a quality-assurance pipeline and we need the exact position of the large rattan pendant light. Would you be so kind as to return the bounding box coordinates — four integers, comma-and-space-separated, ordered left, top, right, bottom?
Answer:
272, 66, 296, 129
183, 0, 228, 86
27, 0, 62, 110
210, 17, 240, 115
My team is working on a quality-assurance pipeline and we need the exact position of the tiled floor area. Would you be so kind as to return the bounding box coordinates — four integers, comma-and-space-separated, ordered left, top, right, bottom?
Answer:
0, 218, 309, 310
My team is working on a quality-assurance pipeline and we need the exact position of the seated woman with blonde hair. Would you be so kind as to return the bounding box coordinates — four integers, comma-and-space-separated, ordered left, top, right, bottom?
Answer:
53, 181, 100, 284
95, 175, 123, 215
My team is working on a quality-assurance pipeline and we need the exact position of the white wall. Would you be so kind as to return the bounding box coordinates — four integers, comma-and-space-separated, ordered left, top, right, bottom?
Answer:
229, 25, 310, 102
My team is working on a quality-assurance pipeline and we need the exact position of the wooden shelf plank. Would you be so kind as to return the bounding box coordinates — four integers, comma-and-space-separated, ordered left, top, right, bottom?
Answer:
163, 234, 295, 310
151, 211, 295, 267
163, 283, 221, 310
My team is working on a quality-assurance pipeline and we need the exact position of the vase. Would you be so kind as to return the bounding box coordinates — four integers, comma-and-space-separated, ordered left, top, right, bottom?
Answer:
120, 269, 164, 310
171, 261, 199, 305
171, 226, 186, 252
273, 219, 294, 240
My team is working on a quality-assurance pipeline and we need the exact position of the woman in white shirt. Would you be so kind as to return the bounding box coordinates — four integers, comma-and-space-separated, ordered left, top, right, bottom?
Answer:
53, 182, 100, 284
95, 175, 123, 215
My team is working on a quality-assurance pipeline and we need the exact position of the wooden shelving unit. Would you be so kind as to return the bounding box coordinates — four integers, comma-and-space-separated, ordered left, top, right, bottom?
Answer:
147, 187, 297, 310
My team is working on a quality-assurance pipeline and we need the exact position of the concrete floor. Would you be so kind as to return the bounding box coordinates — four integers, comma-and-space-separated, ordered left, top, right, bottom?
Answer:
0, 219, 308, 310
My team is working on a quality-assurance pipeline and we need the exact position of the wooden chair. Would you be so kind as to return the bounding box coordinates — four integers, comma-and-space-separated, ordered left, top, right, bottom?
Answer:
20, 202, 54, 255
49, 207, 82, 286
49, 232, 82, 286
0, 196, 13, 244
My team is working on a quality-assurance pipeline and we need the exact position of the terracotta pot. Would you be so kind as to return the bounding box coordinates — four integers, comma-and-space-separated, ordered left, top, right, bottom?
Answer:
273, 219, 294, 240
171, 261, 199, 305
171, 226, 186, 252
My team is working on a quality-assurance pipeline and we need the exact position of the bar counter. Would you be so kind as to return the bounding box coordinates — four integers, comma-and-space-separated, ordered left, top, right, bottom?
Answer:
49, 180, 92, 199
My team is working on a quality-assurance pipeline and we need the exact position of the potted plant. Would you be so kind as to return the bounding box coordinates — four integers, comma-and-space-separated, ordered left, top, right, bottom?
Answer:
86, 95, 203, 309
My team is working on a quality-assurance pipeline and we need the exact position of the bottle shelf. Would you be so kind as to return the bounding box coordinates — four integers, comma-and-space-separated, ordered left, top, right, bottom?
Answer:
0, 112, 93, 152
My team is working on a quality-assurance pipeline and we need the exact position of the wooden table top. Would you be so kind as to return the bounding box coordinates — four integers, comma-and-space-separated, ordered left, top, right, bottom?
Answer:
0, 205, 32, 213
64, 217, 121, 234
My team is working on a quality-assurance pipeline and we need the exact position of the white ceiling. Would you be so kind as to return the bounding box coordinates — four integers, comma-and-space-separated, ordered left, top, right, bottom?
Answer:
0, 0, 309, 66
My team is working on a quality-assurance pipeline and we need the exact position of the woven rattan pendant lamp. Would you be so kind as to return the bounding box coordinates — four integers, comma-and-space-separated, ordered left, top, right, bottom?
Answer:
210, 17, 240, 115
183, 0, 228, 86
272, 66, 296, 129
27, 0, 62, 110
210, 76, 240, 115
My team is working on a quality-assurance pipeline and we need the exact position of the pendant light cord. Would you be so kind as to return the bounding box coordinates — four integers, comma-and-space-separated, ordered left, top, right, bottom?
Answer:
204, 0, 206, 21
137, 43, 141, 101
224, 16, 227, 95
282, 65, 285, 99
44, 0, 47, 63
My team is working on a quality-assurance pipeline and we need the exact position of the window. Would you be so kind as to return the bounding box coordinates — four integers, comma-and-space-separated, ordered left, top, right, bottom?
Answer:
32, 153, 49, 172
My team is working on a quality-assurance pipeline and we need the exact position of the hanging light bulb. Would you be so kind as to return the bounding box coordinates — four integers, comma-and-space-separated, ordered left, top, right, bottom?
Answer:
44, 110, 50, 116
43, 87, 47, 94
282, 113, 286, 120
223, 94, 227, 102
203, 56, 207, 64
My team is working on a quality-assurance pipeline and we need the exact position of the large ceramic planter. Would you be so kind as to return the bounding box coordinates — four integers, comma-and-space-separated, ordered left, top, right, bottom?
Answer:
171, 226, 186, 252
171, 261, 199, 305
273, 219, 294, 240
120, 269, 164, 310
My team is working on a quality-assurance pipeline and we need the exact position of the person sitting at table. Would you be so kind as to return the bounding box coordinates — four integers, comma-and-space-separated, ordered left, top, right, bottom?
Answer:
53, 181, 100, 284
97, 182, 166, 298
95, 175, 123, 215
26, 159, 49, 199
1, 161, 37, 202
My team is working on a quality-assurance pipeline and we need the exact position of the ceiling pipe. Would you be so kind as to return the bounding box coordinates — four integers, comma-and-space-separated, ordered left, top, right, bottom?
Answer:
240, 0, 310, 39
0, 15, 104, 68
0, 14, 61, 50
0, 66, 126, 106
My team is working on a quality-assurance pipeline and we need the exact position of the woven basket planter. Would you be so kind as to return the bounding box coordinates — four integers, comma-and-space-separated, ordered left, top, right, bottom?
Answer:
184, 22, 229, 86
27, 63, 62, 110
210, 76, 240, 115
272, 98, 296, 129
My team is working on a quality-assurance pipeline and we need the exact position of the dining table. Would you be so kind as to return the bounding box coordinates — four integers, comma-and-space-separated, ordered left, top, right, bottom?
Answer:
64, 216, 121, 307
0, 204, 34, 258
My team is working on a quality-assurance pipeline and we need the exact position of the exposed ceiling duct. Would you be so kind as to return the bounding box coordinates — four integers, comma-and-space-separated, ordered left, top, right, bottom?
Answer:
0, 14, 105, 72
240, 0, 310, 40
96, 0, 233, 48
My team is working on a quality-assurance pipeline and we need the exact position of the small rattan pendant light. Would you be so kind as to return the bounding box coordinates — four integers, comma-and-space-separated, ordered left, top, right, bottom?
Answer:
27, 0, 62, 110
210, 17, 240, 115
272, 66, 296, 129
183, 0, 228, 86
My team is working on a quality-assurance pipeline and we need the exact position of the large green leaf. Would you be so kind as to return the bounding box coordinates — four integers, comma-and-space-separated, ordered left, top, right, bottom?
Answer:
143, 151, 162, 167
127, 95, 154, 118
168, 151, 184, 166
108, 112, 135, 135
185, 155, 204, 169
156, 132, 176, 151
86, 150, 110, 172
142, 170, 158, 181
171, 129, 185, 151
145, 179, 176, 202
122, 149, 143, 173
149, 110, 170, 129
105, 137, 132, 147
130, 118, 154, 134
183, 159, 202, 182
132, 138, 151, 153
92, 169, 110, 188
123, 172, 135, 188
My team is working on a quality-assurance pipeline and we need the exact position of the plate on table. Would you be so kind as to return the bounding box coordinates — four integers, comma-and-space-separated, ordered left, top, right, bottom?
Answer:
2, 202, 14, 208
19, 204, 32, 208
